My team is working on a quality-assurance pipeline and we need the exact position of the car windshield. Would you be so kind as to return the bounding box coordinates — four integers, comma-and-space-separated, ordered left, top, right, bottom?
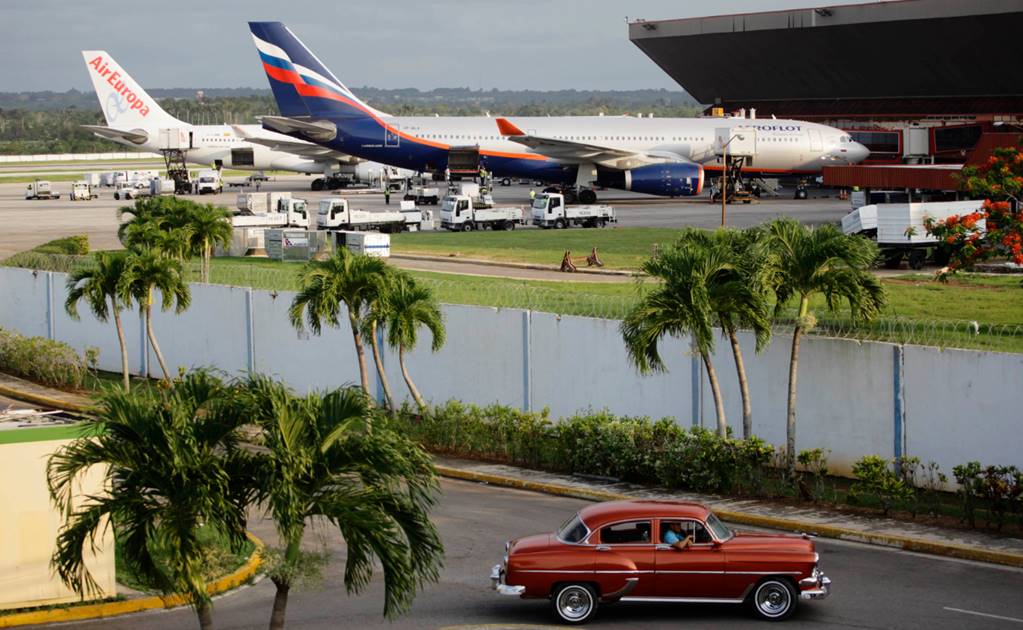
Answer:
556, 514, 588, 543
705, 512, 733, 541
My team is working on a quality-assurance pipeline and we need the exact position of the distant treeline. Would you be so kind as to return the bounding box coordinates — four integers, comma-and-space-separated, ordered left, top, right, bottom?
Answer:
0, 87, 701, 155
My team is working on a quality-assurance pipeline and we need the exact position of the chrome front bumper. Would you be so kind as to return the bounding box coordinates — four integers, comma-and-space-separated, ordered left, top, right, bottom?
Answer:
491, 563, 525, 596
799, 571, 832, 600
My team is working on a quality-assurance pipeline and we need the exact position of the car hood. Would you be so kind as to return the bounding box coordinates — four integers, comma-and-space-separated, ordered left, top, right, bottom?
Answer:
511, 533, 552, 555
725, 531, 815, 554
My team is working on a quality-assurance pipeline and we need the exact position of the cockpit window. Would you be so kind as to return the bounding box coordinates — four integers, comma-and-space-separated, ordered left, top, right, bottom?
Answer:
557, 514, 589, 543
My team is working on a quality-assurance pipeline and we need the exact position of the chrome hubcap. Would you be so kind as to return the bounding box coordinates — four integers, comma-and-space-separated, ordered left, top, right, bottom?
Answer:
757, 582, 791, 617
558, 586, 592, 620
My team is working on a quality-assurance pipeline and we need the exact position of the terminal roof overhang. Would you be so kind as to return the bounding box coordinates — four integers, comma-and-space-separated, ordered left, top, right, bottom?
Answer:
629, 0, 1023, 117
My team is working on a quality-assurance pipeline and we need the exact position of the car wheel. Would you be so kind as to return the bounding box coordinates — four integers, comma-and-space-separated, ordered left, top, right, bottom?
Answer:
751, 578, 797, 621
551, 583, 598, 625
508, 220, 516, 231
501, 178, 511, 186
555, 219, 566, 229
462, 222, 474, 232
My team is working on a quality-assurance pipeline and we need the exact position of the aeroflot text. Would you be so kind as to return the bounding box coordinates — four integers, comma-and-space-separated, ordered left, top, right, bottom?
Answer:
87, 56, 150, 116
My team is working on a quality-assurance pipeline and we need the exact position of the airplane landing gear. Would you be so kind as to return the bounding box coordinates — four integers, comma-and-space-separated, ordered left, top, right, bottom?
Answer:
578, 189, 597, 204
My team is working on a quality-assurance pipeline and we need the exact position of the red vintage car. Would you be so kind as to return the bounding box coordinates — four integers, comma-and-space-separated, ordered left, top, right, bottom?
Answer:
491, 500, 830, 624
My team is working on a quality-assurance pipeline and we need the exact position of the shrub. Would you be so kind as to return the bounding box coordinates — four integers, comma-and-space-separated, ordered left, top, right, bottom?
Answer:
851, 455, 914, 517
797, 448, 831, 502
953, 461, 984, 528
0, 327, 91, 389
32, 235, 90, 256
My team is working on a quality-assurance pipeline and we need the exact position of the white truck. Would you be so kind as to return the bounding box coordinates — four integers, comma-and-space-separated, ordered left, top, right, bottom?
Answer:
841, 199, 985, 269
232, 197, 310, 229
70, 181, 99, 201
24, 180, 60, 200
113, 181, 148, 200
237, 191, 293, 215
196, 169, 223, 195
317, 197, 423, 232
531, 193, 616, 229
405, 183, 442, 205
440, 194, 524, 231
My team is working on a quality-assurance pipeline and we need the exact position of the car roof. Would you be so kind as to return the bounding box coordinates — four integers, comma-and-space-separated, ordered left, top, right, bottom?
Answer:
578, 500, 710, 528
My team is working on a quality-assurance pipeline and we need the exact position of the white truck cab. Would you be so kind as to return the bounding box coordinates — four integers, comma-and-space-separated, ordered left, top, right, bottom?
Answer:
531, 193, 616, 229
440, 194, 524, 231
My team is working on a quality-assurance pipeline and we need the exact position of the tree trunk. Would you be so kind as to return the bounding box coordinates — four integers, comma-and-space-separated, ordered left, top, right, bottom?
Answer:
702, 352, 728, 438
268, 579, 290, 630
728, 328, 753, 439
202, 237, 210, 284
146, 295, 171, 380
196, 601, 214, 630
399, 345, 426, 411
348, 313, 372, 400
786, 296, 809, 479
369, 321, 396, 412
111, 299, 130, 392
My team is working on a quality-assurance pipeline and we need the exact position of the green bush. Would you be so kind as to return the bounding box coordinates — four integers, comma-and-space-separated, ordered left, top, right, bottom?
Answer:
797, 448, 830, 502
0, 327, 90, 389
32, 235, 90, 255
851, 455, 914, 517
954, 462, 1022, 531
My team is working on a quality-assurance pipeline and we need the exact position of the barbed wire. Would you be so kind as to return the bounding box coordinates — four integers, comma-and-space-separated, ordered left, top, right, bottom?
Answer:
4, 253, 1021, 354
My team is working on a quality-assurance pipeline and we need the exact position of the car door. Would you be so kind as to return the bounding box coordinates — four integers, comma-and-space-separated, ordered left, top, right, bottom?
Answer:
593, 519, 656, 597
654, 519, 726, 598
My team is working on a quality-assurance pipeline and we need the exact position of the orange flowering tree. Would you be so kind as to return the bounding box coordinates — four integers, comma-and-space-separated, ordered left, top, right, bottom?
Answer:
924, 144, 1023, 278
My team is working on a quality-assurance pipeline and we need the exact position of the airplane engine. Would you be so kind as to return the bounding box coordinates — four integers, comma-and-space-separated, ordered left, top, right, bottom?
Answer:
597, 163, 704, 197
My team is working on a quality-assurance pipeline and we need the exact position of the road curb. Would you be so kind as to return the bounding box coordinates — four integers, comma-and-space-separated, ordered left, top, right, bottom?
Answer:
0, 532, 263, 628
390, 253, 638, 277
0, 383, 88, 413
436, 465, 1023, 570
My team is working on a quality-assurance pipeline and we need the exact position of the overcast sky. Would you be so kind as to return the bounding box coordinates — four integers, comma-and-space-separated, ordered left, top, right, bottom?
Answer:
1, 0, 881, 92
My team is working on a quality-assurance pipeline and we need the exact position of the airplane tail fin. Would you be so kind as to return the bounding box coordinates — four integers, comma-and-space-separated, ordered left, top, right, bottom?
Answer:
248, 22, 390, 122
81, 51, 181, 128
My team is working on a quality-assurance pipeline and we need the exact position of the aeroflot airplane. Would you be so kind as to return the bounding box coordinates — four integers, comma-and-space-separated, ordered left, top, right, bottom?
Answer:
248, 22, 870, 203
80, 50, 412, 189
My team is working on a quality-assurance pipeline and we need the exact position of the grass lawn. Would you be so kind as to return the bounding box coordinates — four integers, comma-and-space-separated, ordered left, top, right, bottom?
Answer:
391, 227, 679, 270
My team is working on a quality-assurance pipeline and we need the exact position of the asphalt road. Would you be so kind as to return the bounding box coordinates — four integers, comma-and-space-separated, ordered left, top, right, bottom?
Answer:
40, 478, 1023, 630
0, 177, 851, 260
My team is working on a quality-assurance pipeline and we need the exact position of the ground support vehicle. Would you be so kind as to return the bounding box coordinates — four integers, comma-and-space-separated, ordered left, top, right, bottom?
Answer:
492, 500, 830, 624
440, 194, 524, 231
24, 181, 60, 200
333, 230, 391, 257
405, 184, 442, 205
196, 169, 223, 195
69, 182, 99, 200
531, 193, 616, 229
233, 197, 310, 229
842, 200, 984, 269
148, 178, 176, 196
112, 181, 148, 200
237, 191, 293, 215
317, 197, 422, 233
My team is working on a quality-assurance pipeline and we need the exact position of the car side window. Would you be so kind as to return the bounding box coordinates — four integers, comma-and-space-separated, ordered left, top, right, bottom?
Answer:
661, 520, 714, 544
599, 520, 651, 545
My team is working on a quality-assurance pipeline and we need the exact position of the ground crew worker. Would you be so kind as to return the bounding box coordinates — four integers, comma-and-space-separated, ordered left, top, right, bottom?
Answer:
529, 188, 536, 202
384, 188, 391, 205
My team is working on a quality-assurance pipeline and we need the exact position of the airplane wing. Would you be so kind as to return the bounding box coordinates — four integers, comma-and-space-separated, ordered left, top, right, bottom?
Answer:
231, 125, 358, 163
495, 118, 635, 163
81, 125, 148, 145
260, 115, 337, 142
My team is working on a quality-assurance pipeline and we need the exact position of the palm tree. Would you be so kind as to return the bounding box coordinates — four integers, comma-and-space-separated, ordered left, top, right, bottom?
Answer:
382, 273, 445, 412
118, 196, 198, 263
47, 371, 254, 630
184, 204, 233, 283
675, 228, 773, 439
119, 249, 191, 380
621, 243, 734, 437
65, 252, 133, 391
232, 376, 443, 630
765, 218, 886, 477
361, 269, 399, 413
289, 248, 389, 397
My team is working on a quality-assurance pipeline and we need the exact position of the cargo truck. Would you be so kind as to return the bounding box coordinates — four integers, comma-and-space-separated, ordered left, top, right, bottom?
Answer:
232, 197, 310, 229
439, 194, 524, 231
530, 193, 616, 229
317, 197, 423, 232
24, 180, 60, 200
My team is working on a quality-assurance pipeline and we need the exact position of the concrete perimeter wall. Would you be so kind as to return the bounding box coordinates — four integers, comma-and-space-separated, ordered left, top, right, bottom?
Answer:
1, 267, 1019, 480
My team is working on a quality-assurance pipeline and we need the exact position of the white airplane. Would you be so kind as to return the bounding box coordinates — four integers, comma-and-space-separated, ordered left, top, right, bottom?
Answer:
80, 50, 413, 190
248, 22, 870, 203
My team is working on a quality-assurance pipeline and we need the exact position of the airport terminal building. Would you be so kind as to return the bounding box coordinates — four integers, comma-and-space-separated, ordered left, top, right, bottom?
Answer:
629, 0, 1023, 190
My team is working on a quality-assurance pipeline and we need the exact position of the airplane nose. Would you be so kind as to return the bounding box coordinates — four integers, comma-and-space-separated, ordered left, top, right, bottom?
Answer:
851, 141, 870, 163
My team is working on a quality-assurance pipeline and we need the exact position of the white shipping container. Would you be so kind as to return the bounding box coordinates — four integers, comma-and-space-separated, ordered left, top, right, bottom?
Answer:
335, 231, 390, 257
841, 204, 878, 235
875, 201, 985, 245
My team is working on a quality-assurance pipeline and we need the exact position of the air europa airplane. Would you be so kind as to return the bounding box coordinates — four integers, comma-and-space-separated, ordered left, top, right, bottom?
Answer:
80, 50, 412, 190
248, 22, 870, 203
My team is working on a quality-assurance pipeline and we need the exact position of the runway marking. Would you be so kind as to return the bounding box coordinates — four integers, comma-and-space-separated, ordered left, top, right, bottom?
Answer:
943, 607, 1023, 624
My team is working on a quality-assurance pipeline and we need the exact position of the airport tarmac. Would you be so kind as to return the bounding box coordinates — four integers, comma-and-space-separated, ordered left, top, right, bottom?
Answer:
0, 176, 852, 261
